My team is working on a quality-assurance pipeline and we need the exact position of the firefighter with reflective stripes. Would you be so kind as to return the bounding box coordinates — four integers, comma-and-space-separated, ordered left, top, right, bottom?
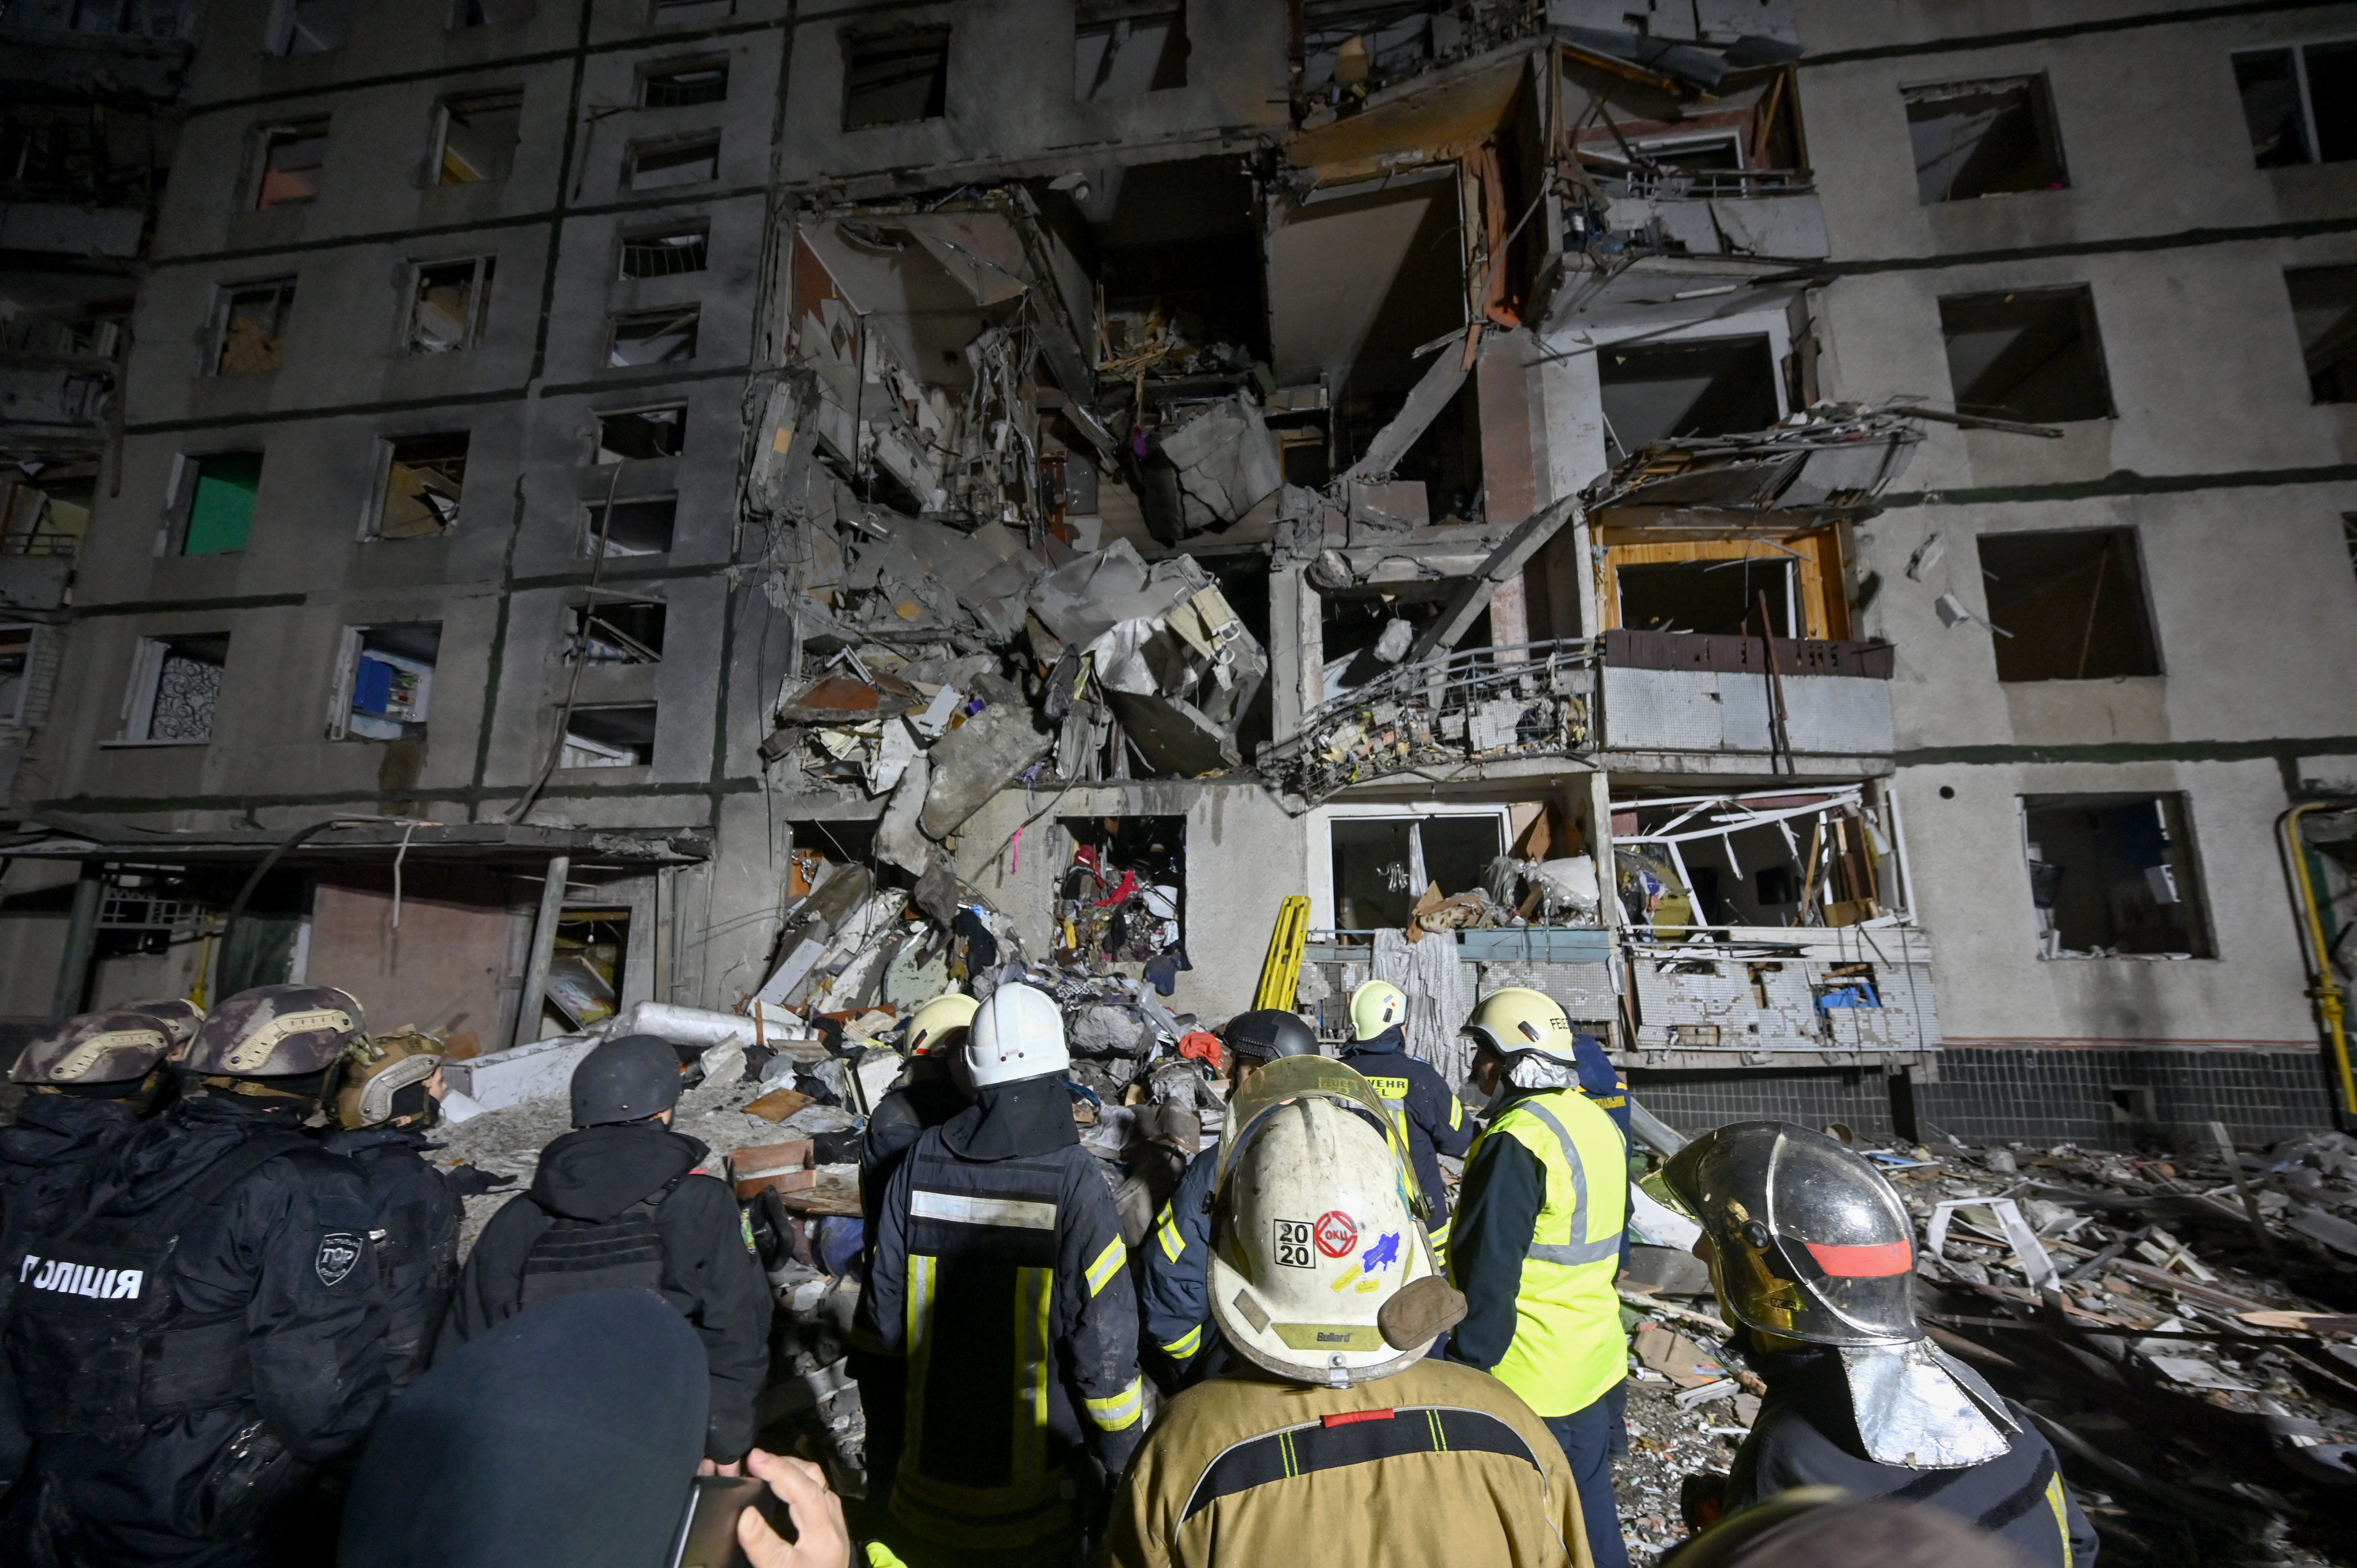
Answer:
867, 984, 1145, 1556
1339, 982, 1475, 1261
1140, 1009, 1320, 1386
1656, 1122, 2098, 1568
1110, 1055, 1589, 1568
1447, 987, 1632, 1568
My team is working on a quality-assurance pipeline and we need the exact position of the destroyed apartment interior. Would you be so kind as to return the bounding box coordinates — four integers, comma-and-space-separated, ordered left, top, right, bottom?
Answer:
2, 0, 2357, 1563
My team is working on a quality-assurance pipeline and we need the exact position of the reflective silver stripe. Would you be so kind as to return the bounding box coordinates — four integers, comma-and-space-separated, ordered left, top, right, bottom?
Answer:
909, 1190, 1058, 1230
1516, 1099, 1622, 1268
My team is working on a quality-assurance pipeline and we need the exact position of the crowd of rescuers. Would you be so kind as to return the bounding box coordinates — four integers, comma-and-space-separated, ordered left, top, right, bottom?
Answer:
0, 974, 2098, 1568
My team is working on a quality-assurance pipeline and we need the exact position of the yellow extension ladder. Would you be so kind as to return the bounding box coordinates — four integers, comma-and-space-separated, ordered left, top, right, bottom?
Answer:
1254, 895, 1311, 1012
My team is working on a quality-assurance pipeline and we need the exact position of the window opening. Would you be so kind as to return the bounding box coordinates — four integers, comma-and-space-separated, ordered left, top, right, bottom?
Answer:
583, 495, 675, 556
608, 306, 698, 367
2022, 793, 2210, 959
2287, 265, 2357, 403
267, 0, 349, 55
542, 906, 628, 1033
1617, 558, 1794, 638
1611, 784, 1890, 931
409, 258, 494, 353
175, 452, 263, 556
1975, 528, 2158, 682
125, 632, 229, 743
626, 136, 718, 191
1902, 75, 2067, 203
436, 90, 522, 185
567, 599, 666, 663
1597, 336, 1781, 454
1329, 813, 1504, 932
216, 279, 295, 374
2, 467, 91, 557
0, 625, 34, 725
2234, 42, 2357, 167
1319, 581, 1491, 694
255, 122, 327, 208
1939, 287, 2112, 423
1054, 816, 1186, 972
641, 62, 728, 108
336, 623, 439, 740
561, 704, 656, 768
378, 434, 468, 538
595, 404, 686, 461
844, 28, 950, 128
618, 227, 708, 280
1074, 4, 1186, 100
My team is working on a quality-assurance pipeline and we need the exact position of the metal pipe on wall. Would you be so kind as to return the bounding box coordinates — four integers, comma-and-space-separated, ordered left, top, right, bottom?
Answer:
51, 861, 102, 1019
512, 854, 571, 1051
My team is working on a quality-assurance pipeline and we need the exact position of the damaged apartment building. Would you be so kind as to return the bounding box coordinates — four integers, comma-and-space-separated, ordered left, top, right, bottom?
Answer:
1, 0, 2355, 1151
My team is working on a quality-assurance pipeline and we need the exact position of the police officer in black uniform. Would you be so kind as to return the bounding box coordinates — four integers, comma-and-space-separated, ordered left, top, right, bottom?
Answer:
3, 985, 390, 1568
439, 1033, 773, 1471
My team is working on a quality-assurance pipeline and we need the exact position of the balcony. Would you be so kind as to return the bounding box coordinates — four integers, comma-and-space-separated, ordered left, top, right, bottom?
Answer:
1599, 629, 1894, 761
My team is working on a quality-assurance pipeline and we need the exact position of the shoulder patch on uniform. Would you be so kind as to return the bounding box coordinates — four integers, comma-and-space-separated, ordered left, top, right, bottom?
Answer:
315, 1231, 363, 1286
740, 1208, 758, 1255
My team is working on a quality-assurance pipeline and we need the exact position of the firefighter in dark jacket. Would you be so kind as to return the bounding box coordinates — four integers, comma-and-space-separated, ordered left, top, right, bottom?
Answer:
868, 983, 1144, 1555
440, 1033, 773, 1468
1340, 981, 1475, 1262
1138, 1008, 1319, 1386
321, 1029, 463, 1396
1656, 1121, 2099, 1568
3, 985, 390, 1568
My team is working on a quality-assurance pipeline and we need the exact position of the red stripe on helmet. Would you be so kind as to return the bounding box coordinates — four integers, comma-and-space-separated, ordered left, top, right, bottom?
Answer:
1804, 1240, 1913, 1277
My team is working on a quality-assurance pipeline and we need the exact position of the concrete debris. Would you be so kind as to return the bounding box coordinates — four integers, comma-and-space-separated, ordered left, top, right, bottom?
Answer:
1582, 403, 1924, 530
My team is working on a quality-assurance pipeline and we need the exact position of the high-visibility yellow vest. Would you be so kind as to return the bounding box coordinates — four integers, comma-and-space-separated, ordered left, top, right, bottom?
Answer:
1459, 1088, 1628, 1417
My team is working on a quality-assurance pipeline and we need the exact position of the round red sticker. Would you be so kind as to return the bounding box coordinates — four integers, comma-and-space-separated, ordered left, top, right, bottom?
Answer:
1314, 1211, 1358, 1259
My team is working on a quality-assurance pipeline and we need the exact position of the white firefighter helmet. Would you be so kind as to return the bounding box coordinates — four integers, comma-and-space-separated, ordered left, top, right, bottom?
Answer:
965, 983, 1070, 1089
1207, 1059, 1459, 1386
904, 992, 979, 1056
1347, 980, 1408, 1042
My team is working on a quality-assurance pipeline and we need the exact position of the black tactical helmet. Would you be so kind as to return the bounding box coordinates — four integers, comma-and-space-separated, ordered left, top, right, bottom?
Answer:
1223, 1008, 1320, 1066
570, 1035, 683, 1128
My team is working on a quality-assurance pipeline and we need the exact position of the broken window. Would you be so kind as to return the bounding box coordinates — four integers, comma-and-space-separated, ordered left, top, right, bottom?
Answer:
2234, 42, 2357, 167
626, 135, 718, 191
169, 452, 262, 556
1055, 816, 1186, 970
1613, 785, 1891, 930
254, 121, 327, 209
2022, 794, 2211, 959
408, 257, 494, 353
1329, 813, 1505, 932
608, 306, 698, 367
1939, 287, 2112, 423
583, 494, 675, 556
2, 468, 91, 557
2287, 265, 2357, 403
843, 28, 949, 129
214, 279, 294, 374
435, 90, 521, 185
0, 625, 35, 725
641, 61, 728, 108
1601, 536, 1846, 640
1902, 75, 2066, 203
376, 434, 468, 538
543, 906, 628, 1031
1597, 336, 1781, 454
266, 0, 349, 55
1074, 3, 1186, 100
561, 703, 656, 768
595, 404, 686, 462
122, 632, 228, 743
567, 599, 666, 663
332, 623, 439, 740
1975, 528, 2159, 682
618, 227, 707, 280
1321, 583, 1491, 693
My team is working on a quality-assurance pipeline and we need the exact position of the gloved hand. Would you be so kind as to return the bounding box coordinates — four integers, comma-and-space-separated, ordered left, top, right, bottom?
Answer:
444, 1163, 517, 1198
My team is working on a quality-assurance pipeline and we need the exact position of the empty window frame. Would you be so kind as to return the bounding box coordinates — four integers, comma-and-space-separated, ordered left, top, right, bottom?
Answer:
376, 434, 468, 538
1328, 812, 1506, 931
3, 470, 91, 557
435, 90, 522, 185
844, 28, 950, 129
608, 305, 698, 367
267, 0, 350, 55
625, 135, 718, 191
254, 121, 327, 209
214, 279, 295, 374
408, 257, 495, 353
1902, 75, 2067, 203
330, 623, 440, 740
618, 226, 708, 280
561, 703, 656, 768
121, 632, 229, 743
595, 404, 686, 461
168, 452, 263, 556
1976, 528, 2160, 682
641, 60, 728, 108
1075, 3, 1187, 101
2287, 265, 2357, 403
0, 625, 35, 725
567, 599, 666, 663
1939, 287, 2113, 423
2234, 41, 2357, 167
1596, 335, 1781, 454
583, 494, 676, 556
2022, 793, 2211, 959
454, 0, 534, 24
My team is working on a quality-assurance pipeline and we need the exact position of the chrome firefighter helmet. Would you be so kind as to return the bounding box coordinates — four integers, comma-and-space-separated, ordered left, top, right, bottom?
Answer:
11, 1010, 173, 1088
334, 1028, 446, 1130
184, 986, 364, 1079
